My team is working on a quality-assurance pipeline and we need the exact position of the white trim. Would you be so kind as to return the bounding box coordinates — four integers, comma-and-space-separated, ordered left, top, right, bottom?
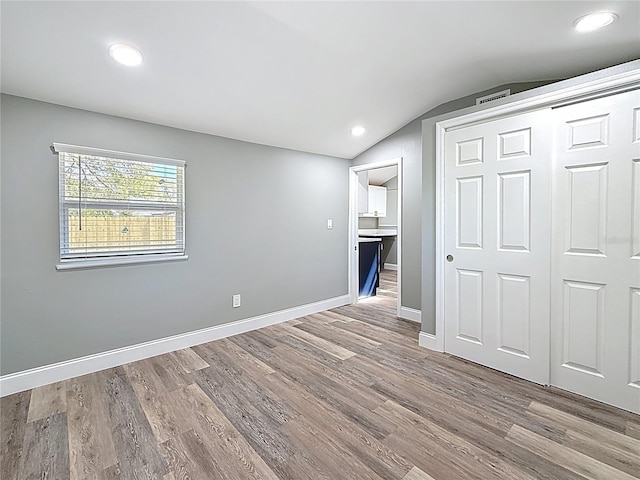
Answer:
56, 253, 188, 270
434, 116, 447, 352
383, 263, 397, 271
348, 157, 402, 318
437, 67, 640, 132
52, 142, 186, 167
419, 332, 442, 352
348, 169, 359, 305
434, 61, 640, 355
396, 160, 403, 320
398, 306, 421, 323
0, 294, 350, 397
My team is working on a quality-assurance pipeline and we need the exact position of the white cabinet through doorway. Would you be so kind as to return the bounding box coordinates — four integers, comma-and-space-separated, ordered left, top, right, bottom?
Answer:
368, 186, 387, 217
358, 173, 388, 218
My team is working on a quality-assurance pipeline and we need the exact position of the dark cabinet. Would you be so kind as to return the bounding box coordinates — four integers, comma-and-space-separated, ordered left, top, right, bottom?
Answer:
358, 238, 382, 297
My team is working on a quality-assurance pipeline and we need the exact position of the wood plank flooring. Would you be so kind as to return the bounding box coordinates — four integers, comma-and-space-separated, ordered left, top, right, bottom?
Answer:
2, 270, 639, 479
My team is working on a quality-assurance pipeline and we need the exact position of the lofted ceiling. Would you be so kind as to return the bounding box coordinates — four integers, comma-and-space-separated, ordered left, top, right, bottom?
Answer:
1, 1, 639, 159
368, 166, 398, 186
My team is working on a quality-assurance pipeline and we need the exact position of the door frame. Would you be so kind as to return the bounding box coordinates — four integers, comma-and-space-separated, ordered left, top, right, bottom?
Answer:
348, 157, 402, 317
434, 62, 640, 353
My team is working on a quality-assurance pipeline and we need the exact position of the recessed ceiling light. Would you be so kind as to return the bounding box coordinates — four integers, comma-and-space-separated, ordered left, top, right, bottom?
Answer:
108, 43, 143, 66
574, 12, 618, 32
351, 125, 366, 136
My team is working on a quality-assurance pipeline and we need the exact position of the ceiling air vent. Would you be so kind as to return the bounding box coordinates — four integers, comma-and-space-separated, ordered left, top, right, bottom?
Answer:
476, 89, 511, 105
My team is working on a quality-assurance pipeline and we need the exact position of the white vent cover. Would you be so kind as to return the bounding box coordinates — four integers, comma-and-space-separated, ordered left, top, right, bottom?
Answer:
476, 89, 511, 105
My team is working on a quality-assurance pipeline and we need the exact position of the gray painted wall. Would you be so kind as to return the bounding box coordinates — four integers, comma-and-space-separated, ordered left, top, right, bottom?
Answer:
379, 175, 398, 227
380, 176, 398, 265
0, 94, 349, 375
380, 237, 397, 266
358, 217, 378, 229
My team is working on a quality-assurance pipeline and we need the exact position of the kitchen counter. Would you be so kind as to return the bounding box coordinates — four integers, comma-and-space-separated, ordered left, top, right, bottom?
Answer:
358, 228, 397, 237
358, 237, 383, 243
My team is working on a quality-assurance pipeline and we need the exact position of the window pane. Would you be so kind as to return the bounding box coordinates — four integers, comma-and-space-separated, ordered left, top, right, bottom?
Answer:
62, 154, 180, 205
63, 208, 181, 256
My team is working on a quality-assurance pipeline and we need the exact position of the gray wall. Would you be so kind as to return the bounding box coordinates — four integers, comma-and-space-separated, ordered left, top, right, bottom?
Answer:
380, 176, 398, 266
380, 237, 397, 267
358, 217, 378, 229
379, 175, 398, 227
0, 94, 350, 375
352, 81, 554, 320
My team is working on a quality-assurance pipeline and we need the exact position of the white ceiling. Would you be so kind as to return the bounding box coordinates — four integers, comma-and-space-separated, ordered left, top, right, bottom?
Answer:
1, 1, 639, 159
368, 166, 398, 186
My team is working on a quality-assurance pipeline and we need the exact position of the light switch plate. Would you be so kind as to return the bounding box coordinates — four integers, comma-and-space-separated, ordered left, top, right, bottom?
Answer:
232, 294, 241, 308
327, 219, 333, 230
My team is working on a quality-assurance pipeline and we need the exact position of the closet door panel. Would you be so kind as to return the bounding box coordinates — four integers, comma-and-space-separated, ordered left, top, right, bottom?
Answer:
443, 109, 552, 385
551, 88, 640, 414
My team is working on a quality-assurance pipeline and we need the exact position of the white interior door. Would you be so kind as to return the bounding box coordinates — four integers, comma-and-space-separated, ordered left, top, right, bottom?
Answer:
443, 110, 551, 384
551, 89, 640, 414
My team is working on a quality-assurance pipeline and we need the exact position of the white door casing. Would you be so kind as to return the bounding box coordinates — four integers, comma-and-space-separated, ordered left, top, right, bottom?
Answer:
348, 158, 402, 316
550, 89, 640, 413
443, 110, 552, 385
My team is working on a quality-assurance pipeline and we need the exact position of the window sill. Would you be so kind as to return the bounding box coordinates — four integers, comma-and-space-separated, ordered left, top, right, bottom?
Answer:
56, 254, 188, 271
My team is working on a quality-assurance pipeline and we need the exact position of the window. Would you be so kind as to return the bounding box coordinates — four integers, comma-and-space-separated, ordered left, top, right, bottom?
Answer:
53, 143, 186, 269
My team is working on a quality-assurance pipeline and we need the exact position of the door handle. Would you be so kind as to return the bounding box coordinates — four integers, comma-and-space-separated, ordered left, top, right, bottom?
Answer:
446, 254, 454, 262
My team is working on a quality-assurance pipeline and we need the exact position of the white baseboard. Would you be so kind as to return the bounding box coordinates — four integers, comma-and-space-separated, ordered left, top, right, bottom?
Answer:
383, 263, 397, 271
0, 294, 350, 397
419, 331, 443, 352
398, 306, 421, 323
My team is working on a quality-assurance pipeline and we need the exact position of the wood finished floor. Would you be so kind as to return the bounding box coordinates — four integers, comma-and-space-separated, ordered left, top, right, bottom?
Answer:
2, 270, 639, 479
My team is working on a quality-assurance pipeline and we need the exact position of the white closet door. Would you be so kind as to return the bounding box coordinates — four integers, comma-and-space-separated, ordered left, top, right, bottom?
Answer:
551, 89, 640, 413
443, 110, 551, 384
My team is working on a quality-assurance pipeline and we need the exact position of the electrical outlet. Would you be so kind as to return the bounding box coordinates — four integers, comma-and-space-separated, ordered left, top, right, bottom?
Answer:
232, 294, 241, 308
327, 219, 333, 230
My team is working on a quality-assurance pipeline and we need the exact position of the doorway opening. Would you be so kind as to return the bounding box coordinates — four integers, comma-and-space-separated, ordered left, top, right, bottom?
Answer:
348, 158, 402, 317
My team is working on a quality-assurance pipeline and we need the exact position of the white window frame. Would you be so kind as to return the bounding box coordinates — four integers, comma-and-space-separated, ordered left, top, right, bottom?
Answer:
53, 143, 188, 270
